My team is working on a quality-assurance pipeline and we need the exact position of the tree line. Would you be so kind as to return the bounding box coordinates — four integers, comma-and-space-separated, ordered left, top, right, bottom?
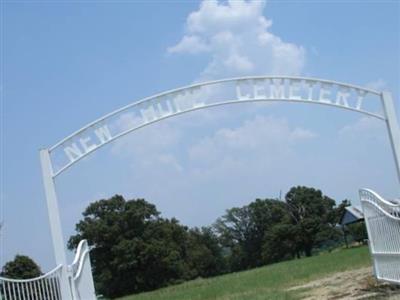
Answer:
66, 186, 353, 298
1, 186, 367, 299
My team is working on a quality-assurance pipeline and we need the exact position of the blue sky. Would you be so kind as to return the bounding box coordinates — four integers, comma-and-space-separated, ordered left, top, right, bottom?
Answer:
2, 1, 399, 270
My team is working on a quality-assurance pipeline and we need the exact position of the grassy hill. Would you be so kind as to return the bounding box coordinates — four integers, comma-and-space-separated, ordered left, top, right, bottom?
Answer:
118, 246, 371, 300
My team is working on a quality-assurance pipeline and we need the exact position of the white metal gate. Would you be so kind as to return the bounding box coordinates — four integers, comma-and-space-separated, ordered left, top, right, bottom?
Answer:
0, 265, 62, 300
70, 240, 96, 300
360, 189, 400, 284
0, 240, 96, 300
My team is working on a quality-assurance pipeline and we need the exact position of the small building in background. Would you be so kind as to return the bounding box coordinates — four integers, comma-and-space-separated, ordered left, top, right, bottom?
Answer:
339, 206, 365, 248
339, 206, 364, 226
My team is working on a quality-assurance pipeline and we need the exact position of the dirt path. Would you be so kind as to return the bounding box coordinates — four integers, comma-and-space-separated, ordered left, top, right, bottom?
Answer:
288, 267, 400, 300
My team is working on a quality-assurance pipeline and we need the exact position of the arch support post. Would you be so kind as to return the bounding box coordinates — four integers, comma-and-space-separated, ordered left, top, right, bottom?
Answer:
382, 92, 400, 189
40, 149, 74, 300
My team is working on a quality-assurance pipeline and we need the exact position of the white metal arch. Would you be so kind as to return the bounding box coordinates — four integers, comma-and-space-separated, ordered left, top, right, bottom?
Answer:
45, 76, 396, 177
38, 76, 400, 299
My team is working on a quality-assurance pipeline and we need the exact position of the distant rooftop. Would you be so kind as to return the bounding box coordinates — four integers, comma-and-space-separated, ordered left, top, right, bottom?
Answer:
340, 206, 364, 226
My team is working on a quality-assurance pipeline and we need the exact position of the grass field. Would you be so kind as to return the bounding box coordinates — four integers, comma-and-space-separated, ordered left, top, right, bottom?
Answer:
118, 246, 371, 300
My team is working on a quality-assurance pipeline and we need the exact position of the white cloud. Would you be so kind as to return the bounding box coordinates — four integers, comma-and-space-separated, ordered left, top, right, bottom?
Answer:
365, 79, 387, 91
168, 35, 210, 54
168, 0, 305, 79
189, 115, 316, 164
110, 113, 317, 187
111, 112, 183, 172
291, 128, 317, 140
339, 116, 385, 137
112, 113, 181, 155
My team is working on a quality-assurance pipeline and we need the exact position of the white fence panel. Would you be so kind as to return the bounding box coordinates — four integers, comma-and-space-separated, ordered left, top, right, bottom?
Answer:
0, 265, 62, 300
360, 188, 400, 285
0, 239, 96, 300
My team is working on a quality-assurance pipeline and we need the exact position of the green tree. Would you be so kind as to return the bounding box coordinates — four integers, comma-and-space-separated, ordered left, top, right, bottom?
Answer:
262, 222, 299, 263
68, 195, 226, 298
335, 199, 352, 248
214, 199, 291, 270
214, 205, 251, 270
248, 199, 293, 265
348, 221, 368, 244
1, 255, 42, 279
185, 227, 227, 278
285, 186, 337, 256
68, 195, 178, 297
335, 199, 351, 224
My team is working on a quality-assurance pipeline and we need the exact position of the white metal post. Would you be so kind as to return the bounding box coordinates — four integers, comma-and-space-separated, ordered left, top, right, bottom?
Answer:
381, 92, 400, 188
40, 149, 73, 300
